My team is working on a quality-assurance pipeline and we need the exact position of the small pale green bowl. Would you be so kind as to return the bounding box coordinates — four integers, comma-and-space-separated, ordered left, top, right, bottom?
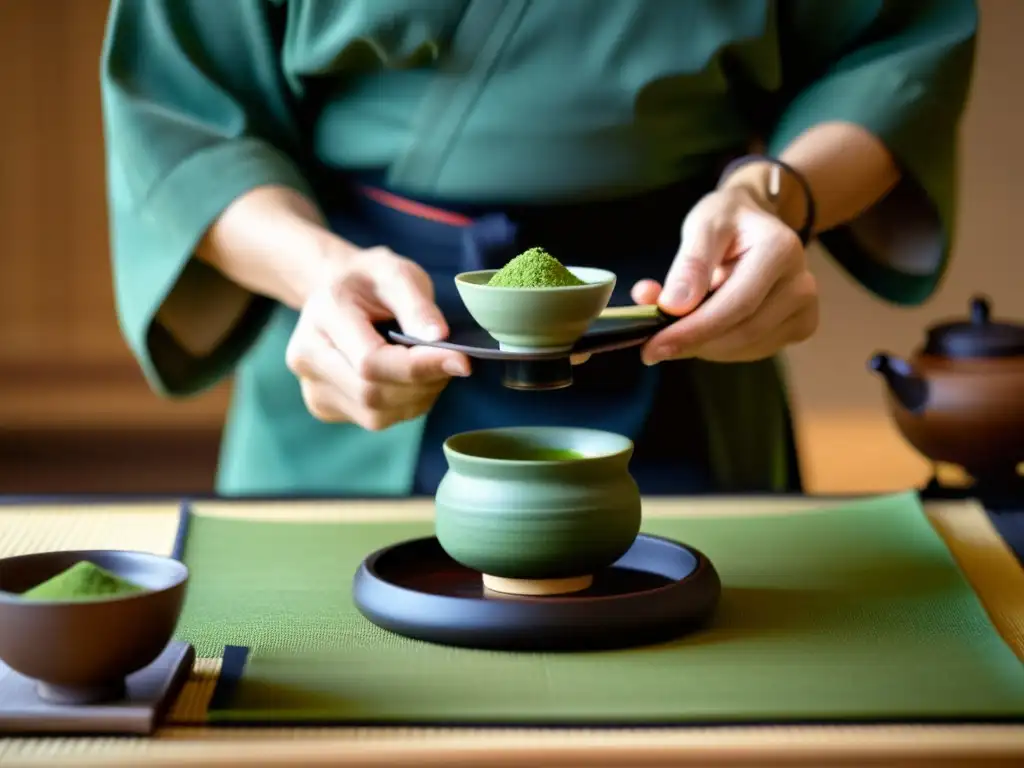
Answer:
454, 267, 616, 351
434, 426, 642, 596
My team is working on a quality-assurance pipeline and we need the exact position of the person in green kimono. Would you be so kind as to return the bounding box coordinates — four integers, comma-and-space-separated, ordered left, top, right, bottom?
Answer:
99, 0, 977, 497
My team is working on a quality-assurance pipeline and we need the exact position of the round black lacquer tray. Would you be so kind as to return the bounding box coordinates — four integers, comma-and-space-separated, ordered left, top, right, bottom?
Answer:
352, 534, 721, 651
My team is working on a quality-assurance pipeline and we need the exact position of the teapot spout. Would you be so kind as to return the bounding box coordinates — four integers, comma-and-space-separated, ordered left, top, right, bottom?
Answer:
868, 353, 930, 414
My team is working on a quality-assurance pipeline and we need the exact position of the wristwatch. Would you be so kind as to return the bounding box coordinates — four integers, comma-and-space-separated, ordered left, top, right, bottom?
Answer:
717, 154, 817, 246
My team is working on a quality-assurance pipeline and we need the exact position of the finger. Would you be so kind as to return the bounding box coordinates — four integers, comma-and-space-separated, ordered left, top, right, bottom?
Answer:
294, 328, 445, 395
696, 304, 819, 362
299, 377, 351, 423
635, 270, 731, 315
659, 215, 733, 315
644, 232, 800, 362
710, 261, 736, 291
295, 342, 380, 413
396, 389, 448, 424
316, 283, 470, 383
302, 356, 449, 425
371, 259, 448, 341
294, 312, 457, 425
630, 279, 662, 306
316, 290, 389, 370
359, 343, 471, 384
662, 271, 818, 362
352, 386, 447, 432
286, 320, 350, 381
357, 377, 448, 421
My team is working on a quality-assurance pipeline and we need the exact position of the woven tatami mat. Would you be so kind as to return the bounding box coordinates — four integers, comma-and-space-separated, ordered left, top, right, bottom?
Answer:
0, 503, 180, 559
1, 497, 1022, 767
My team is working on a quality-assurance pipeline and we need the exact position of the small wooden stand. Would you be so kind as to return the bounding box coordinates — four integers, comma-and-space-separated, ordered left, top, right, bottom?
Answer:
0, 641, 194, 735
482, 573, 593, 596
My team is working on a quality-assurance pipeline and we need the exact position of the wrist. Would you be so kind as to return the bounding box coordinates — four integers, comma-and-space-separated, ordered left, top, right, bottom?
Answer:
287, 222, 358, 308
198, 185, 359, 311
719, 160, 810, 235
258, 188, 360, 309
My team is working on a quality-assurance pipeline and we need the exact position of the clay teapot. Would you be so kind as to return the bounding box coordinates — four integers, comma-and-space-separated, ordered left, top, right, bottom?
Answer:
868, 295, 1024, 485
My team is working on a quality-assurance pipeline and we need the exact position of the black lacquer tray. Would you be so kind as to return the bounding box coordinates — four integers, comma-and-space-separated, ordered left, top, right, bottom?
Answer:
352, 534, 721, 651
381, 305, 674, 389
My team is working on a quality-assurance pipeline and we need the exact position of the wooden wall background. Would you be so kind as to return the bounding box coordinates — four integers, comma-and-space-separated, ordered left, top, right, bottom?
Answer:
0, 0, 1020, 495
0, 0, 227, 492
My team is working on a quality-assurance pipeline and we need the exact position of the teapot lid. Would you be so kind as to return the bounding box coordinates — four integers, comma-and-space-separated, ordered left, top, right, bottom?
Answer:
923, 296, 1024, 359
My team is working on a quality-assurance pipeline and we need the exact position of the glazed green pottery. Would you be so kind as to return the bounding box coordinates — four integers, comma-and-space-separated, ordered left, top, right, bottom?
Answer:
434, 427, 642, 594
454, 268, 615, 351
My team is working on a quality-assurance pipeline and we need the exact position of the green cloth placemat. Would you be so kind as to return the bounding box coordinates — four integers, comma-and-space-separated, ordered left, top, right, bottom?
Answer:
173, 493, 1024, 724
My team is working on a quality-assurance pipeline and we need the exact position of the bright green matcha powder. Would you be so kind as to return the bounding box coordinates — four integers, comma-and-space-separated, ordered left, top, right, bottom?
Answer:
20, 561, 146, 601
487, 247, 585, 288
518, 448, 586, 461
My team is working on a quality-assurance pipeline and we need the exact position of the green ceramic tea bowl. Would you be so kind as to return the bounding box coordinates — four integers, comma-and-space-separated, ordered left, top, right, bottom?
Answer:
434, 426, 642, 596
454, 268, 616, 351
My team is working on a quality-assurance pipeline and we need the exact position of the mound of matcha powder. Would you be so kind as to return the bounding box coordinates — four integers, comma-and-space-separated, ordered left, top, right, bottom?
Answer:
487, 247, 585, 288
20, 561, 146, 601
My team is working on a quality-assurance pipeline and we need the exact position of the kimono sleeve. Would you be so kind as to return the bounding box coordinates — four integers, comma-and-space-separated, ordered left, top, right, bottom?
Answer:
100, 0, 314, 396
768, 0, 978, 305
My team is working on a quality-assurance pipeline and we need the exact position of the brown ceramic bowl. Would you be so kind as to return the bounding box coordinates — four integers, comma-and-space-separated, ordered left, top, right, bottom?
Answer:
0, 550, 188, 705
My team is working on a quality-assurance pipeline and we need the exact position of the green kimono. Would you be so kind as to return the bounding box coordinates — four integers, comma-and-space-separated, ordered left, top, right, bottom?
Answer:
99, 0, 977, 496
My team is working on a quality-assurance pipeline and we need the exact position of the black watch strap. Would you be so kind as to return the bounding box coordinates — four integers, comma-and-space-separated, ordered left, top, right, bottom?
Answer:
717, 154, 817, 246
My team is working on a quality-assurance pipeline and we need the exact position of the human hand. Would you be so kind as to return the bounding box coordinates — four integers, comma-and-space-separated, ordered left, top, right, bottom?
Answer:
285, 246, 470, 430
633, 183, 819, 364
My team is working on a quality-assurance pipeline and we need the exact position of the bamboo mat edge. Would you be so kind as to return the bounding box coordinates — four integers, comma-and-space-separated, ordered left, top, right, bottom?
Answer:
1, 496, 1023, 766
